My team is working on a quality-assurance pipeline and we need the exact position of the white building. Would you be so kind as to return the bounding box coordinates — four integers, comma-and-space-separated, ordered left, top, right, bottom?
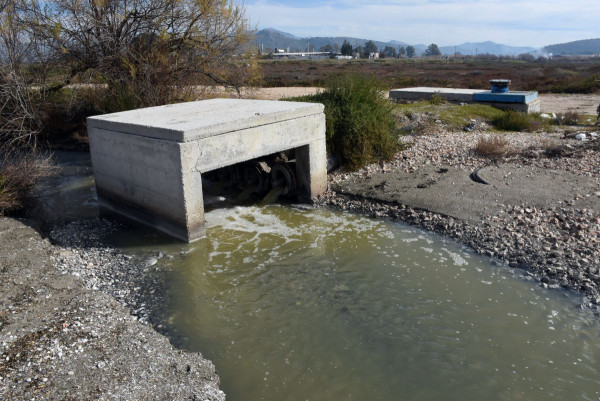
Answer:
270, 52, 331, 60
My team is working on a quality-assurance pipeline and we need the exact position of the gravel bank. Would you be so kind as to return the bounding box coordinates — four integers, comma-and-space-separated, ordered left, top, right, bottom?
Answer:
0, 217, 225, 400
317, 130, 600, 309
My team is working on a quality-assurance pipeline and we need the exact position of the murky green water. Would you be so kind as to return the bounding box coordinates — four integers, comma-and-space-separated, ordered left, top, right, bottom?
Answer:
116, 205, 600, 401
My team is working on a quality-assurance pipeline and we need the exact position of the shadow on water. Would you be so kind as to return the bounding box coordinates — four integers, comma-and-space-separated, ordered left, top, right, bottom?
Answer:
27, 151, 98, 230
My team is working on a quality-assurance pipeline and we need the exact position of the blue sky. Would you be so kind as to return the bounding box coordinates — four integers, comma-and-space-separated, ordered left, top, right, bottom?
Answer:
244, 0, 600, 47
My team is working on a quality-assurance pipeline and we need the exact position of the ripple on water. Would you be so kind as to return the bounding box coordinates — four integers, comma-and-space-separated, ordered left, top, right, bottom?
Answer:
119, 205, 600, 401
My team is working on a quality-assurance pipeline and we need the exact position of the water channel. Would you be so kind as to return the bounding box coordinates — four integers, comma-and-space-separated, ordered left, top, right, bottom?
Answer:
111, 205, 600, 401
34, 156, 600, 400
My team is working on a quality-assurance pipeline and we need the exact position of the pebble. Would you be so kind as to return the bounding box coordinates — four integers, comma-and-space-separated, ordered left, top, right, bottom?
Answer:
144, 257, 158, 268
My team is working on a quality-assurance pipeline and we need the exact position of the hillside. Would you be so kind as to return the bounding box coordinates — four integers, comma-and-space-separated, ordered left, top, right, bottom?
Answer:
439, 41, 536, 56
544, 39, 600, 55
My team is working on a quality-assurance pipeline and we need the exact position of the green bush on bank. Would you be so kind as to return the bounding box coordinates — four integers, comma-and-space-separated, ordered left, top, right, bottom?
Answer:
491, 110, 554, 132
291, 74, 399, 170
492, 110, 534, 131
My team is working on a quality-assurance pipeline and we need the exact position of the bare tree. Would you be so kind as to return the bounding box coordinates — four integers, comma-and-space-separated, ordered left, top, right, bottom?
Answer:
22, 0, 259, 106
0, 0, 44, 150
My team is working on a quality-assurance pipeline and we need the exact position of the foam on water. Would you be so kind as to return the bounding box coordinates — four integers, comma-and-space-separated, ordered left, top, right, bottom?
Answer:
441, 247, 469, 267
206, 206, 302, 238
115, 205, 600, 401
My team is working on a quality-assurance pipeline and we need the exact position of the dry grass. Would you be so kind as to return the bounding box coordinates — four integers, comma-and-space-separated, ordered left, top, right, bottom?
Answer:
557, 111, 581, 125
474, 135, 513, 159
0, 153, 53, 214
260, 58, 600, 94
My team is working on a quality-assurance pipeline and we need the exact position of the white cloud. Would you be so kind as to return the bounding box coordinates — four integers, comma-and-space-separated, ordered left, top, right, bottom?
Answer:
245, 0, 600, 47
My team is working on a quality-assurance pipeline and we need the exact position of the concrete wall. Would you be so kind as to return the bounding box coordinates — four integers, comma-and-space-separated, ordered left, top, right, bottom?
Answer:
88, 127, 196, 241
181, 114, 324, 174
390, 88, 485, 103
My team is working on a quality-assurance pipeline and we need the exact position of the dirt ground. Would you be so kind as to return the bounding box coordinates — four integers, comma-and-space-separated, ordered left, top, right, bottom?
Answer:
0, 218, 224, 400
538, 93, 600, 115
335, 164, 600, 224
209, 85, 321, 100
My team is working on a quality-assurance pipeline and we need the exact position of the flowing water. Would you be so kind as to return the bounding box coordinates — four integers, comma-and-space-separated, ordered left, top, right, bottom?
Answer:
113, 205, 600, 401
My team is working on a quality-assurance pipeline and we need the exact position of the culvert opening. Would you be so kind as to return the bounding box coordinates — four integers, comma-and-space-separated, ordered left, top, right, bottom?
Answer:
202, 150, 298, 210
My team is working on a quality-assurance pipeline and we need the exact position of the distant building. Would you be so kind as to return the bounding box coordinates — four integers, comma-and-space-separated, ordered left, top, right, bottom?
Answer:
269, 51, 331, 60
368, 52, 379, 59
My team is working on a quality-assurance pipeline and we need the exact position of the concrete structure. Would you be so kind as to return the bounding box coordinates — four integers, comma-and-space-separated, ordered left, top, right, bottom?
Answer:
389, 86, 541, 113
87, 99, 327, 242
472, 90, 540, 113
390, 87, 486, 103
489, 79, 511, 93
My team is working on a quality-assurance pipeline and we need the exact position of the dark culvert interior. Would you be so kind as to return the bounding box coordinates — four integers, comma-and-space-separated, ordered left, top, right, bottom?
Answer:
201, 150, 299, 210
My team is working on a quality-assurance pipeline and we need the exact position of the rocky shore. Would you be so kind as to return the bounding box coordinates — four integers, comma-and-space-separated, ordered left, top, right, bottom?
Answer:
0, 217, 225, 400
316, 130, 600, 309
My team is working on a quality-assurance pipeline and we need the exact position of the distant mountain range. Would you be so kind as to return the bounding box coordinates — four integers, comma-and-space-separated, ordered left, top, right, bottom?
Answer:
544, 39, 600, 55
439, 41, 536, 56
255, 29, 425, 54
254, 29, 534, 56
254, 29, 600, 57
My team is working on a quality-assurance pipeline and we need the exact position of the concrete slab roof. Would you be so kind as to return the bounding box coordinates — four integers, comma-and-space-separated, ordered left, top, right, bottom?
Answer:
87, 98, 324, 143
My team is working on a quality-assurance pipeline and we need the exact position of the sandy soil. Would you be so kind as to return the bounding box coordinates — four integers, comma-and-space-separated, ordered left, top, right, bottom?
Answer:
209, 86, 322, 100
538, 93, 600, 115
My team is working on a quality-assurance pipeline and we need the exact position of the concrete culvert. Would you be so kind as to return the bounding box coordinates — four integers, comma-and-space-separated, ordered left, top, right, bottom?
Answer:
88, 99, 327, 242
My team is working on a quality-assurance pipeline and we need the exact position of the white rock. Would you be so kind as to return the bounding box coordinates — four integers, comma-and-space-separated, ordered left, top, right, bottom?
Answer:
144, 257, 158, 268
540, 113, 551, 119
575, 133, 587, 141
590, 132, 598, 138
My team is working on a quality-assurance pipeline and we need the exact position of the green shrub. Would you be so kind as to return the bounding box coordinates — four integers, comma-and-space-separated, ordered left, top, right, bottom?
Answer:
492, 111, 535, 131
290, 74, 399, 170
429, 92, 445, 105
